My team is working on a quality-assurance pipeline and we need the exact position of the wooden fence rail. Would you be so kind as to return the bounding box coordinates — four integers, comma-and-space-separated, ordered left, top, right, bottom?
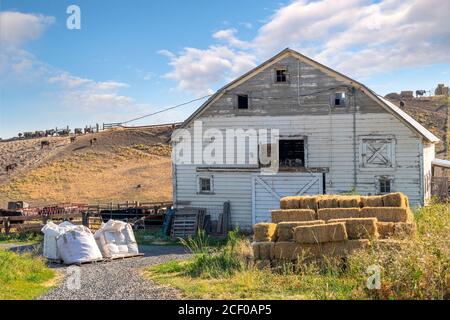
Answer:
0, 201, 173, 235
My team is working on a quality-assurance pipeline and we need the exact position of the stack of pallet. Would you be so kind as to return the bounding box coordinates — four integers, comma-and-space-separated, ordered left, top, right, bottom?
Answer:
252, 193, 416, 264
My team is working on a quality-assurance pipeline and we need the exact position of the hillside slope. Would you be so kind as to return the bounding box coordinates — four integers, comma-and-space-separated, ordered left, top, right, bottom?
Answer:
0, 127, 173, 207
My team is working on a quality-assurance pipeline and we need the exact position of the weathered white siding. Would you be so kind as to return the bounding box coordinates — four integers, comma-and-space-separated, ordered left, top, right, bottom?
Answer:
174, 113, 425, 230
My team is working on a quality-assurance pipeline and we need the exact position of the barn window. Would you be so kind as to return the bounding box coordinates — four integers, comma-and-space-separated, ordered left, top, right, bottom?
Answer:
237, 94, 249, 109
361, 137, 395, 169
275, 69, 288, 83
279, 139, 305, 168
379, 177, 391, 194
334, 92, 346, 107
198, 176, 213, 194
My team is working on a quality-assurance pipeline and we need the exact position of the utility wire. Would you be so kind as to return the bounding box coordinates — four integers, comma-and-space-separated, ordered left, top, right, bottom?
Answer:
120, 94, 214, 125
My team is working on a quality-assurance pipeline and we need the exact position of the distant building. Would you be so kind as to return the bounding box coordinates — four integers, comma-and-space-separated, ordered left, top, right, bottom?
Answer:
435, 84, 449, 96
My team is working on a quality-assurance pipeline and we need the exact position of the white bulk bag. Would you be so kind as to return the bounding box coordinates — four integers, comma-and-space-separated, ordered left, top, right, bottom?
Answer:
94, 220, 139, 258
56, 225, 103, 264
41, 221, 77, 260
41, 222, 61, 260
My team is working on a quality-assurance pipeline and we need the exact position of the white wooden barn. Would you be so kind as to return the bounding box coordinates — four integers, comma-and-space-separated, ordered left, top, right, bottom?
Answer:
171, 48, 440, 231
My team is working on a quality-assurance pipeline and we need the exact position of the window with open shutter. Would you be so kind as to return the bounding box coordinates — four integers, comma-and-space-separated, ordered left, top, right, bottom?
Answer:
361, 137, 395, 169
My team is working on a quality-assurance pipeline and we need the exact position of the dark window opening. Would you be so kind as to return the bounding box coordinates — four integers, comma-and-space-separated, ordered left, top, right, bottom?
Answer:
237, 94, 249, 109
334, 92, 346, 107
379, 178, 391, 194
199, 177, 212, 193
276, 69, 288, 83
279, 139, 305, 168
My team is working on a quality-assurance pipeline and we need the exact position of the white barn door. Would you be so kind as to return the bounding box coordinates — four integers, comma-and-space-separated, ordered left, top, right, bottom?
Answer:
252, 173, 323, 224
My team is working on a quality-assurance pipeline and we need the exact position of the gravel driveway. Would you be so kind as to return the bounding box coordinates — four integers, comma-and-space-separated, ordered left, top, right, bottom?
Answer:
39, 245, 190, 300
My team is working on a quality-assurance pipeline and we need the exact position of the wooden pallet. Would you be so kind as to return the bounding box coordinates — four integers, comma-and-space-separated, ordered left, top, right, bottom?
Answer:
171, 208, 206, 238
47, 253, 144, 265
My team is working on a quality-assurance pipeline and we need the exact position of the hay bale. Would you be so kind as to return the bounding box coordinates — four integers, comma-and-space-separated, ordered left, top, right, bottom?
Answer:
323, 239, 370, 257
372, 239, 408, 251
271, 209, 317, 223
393, 222, 416, 238
361, 196, 384, 207
317, 195, 339, 209
338, 196, 361, 208
317, 208, 361, 221
382, 192, 409, 208
328, 218, 378, 239
252, 242, 274, 260
274, 240, 369, 260
277, 220, 325, 241
254, 260, 271, 270
280, 196, 299, 209
253, 223, 277, 242
376, 222, 395, 239
298, 196, 318, 211
293, 222, 347, 244
361, 207, 410, 222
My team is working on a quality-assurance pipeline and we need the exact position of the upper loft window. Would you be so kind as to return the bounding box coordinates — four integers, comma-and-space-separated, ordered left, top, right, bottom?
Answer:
279, 139, 305, 168
237, 94, 249, 109
275, 69, 288, 83
334, 92, 347, 107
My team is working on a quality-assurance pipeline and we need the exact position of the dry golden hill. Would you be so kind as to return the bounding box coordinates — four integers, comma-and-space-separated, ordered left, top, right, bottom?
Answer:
0, 126, 173, 207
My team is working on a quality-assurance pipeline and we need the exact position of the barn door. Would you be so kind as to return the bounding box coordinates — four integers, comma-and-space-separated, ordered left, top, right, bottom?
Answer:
252, 173, 323, 224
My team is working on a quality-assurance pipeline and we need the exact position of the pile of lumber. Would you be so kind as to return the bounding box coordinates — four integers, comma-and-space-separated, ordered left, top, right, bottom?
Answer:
252, 193, 416, 264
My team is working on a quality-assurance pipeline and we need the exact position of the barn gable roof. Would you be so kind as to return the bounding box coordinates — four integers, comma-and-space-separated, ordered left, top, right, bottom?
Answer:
180, 48, 439, 143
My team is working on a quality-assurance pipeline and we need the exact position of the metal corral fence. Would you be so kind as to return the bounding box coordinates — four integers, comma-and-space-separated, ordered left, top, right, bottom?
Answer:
0, 201, 172, 235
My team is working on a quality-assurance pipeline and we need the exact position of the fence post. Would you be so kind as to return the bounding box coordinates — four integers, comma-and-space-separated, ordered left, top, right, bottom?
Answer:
3, 218, 10, 235
82, 212, 90, 228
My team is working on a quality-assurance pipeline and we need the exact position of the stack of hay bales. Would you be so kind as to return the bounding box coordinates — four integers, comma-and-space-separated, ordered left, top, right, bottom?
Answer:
252, 192, 415, 265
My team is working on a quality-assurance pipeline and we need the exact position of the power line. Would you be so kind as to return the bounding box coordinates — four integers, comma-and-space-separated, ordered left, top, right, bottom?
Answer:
120, 94, 214, 125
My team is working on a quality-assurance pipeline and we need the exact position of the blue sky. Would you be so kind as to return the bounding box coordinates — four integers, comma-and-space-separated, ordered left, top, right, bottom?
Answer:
1, 0, 449, 138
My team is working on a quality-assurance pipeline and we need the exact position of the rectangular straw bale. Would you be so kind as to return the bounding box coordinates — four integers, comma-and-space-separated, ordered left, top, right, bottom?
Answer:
328, 218, 378, 239
338, 196, 362, 208
277, 220, 325, 241
372, 239, 408, 251
322, 239, 370, 257
393, 222, 416, 238
280, 196, 300, 209
317, 195, 339, 209
253, 223, 277, 242
298, 196, 318, 211
274, 240, 369, 260
382, 192, 409, 208
317, 208, 361, 221
271, 209, 317, 223
361, 207, 410, 222
252, 241, 274, 260
273, 242, 321, 260
361, 196, 384, 207
376, 222, 395, 239
293, 222, 348, 244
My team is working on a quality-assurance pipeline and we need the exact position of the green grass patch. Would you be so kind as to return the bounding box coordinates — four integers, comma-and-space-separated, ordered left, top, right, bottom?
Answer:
134, 227, 179, 246
0, 232, 43, 245
0, 249, 56, 300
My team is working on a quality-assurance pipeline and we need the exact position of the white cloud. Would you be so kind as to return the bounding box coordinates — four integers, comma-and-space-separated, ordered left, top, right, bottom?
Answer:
0, 11, 54, 47
163, 46, 256, 94
161, 0, 450, 94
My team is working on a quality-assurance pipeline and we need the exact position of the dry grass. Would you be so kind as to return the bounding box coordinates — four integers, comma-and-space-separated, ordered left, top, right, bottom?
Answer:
0, 147, 172, 205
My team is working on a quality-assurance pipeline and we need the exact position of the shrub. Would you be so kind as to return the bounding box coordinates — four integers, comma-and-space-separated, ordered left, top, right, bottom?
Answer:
347, 204, 449, 299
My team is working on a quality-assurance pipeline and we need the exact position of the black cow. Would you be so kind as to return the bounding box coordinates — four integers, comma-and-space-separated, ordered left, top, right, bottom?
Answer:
41, 140, 50, 149
5, 163, 18, 173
